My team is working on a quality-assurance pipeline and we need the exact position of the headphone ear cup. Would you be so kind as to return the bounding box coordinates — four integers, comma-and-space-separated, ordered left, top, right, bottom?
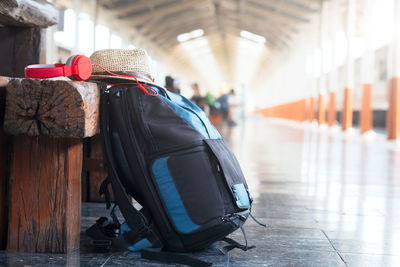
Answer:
66, 55, 77, 66
65, 55, 78, 80
69, 55, 92, 81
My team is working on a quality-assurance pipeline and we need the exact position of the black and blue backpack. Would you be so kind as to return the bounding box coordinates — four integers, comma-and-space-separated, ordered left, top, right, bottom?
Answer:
86, 83, 265, 266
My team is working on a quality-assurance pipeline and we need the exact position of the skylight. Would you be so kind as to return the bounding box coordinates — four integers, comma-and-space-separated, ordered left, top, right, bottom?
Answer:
177, 29, 204, 42
240, 30, 266, 44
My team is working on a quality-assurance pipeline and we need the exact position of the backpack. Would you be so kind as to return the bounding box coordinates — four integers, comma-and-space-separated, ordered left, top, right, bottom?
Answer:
86, 83, 264, 266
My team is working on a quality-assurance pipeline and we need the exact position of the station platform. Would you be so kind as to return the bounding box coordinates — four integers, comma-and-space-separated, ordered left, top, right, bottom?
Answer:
1, 117, 399, 266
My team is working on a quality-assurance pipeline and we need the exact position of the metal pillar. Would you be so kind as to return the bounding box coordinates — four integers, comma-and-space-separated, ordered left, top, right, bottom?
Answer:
342, 0, 356, 131
360, 0, 374, 134
328, 0, 339, 127
387, 0, 400, 139
318, 0, 326, 125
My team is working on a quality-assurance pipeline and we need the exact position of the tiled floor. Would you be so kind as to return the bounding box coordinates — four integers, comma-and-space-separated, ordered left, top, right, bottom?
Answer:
1, 117, 400, 266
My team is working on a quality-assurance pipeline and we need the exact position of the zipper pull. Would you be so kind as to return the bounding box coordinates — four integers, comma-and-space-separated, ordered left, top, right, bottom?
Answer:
245, 186, 253, 204
216, 163, 221, 173
231, 186, 239, 201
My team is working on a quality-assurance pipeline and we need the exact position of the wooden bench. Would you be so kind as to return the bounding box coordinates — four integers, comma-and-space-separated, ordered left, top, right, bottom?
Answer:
0, 0, 101, 253
1, 78, 102, 253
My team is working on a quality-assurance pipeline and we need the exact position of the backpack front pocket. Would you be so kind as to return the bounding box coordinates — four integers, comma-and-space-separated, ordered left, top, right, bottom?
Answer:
204, 139, 251, 210
150, 146, 225, 234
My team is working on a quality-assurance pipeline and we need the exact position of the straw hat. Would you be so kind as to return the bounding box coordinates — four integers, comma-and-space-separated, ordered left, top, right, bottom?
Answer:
89, 49, 156, 85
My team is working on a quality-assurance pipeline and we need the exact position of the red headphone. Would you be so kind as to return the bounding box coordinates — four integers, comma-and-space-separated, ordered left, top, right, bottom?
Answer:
25, 55, 92, 81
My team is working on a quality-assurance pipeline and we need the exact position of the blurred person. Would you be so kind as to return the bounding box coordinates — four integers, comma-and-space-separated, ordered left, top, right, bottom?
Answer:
206, 91, 216, 108
173, 78, 181, 94
190, 83, 208, 112
216, 89, 237, 127
165, 75, 180, 94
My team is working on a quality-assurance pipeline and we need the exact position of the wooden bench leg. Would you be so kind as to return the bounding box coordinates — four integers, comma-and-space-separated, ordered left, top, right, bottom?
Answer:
7, 136, 82, 253
0, 86, 9, 250
0, 131, 9, 250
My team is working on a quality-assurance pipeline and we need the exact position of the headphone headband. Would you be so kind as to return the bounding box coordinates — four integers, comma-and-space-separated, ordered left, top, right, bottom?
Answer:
25, 63, 72, 79
24, 55, 92, 81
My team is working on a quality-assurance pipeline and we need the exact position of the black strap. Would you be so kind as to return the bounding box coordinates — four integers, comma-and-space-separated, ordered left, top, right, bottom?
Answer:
100, 90, 148, 233
141, 248, 212, 267
249, 212, 267, 227
86, 217, 150, 250
99, 177, 111, 209
110, 204, 121, 228
218, 225, 255, 255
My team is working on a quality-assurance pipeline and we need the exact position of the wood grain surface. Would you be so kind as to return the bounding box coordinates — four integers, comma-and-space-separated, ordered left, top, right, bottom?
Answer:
4, 79, 100, 138
0, 0, 57, 27
7, 136, 82, 253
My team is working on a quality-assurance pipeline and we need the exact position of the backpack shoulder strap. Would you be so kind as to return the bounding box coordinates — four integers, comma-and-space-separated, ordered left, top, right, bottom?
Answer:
86, 88, 152, 248
100, 88, 148, 231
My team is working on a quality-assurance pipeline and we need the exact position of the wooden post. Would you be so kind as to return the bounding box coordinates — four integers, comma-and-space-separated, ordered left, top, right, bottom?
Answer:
328, 91, 336, 127
0, 0, 57, 249
8, 136, 82, 253
0, 0, 57, 27
0, 132, 8, 250
360, 84, 373, 134
342, 88, 353, 130
387, 78, 400, 139
318, 93, 326, 125
0, 27, 46, 77
4, 79, 100, 253
0, 84, 9, 250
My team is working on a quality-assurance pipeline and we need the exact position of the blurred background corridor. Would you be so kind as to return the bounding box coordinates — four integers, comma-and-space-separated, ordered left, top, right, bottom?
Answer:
1, 0, 400, 266
42, 0, 400, 138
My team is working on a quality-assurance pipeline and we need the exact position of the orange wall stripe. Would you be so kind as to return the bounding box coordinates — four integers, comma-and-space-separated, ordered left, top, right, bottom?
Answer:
328, 92, 336, 127
342, 88, 353, 130
257, 99, 307, 122
387, 78, 400, 140
360, 84, 372, 134
318, 93, 326, 125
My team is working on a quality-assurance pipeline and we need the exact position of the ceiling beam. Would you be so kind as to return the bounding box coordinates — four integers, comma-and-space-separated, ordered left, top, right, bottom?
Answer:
228, 0, 307, 24
220, 12, 291, 43
107, 0, 166, 15
283, 0, 319, 12
143, 9, 212, 40
247, 0, 310, 23
137, 3, 209, 34
250, 0, 318, 17
120, 0, 200, 27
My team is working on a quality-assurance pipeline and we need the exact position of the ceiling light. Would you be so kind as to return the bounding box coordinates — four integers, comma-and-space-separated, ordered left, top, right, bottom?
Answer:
240, 30, 266, 44
177, 29, 204, 42
190, 29, 204, 38
177, 33, 190, 42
